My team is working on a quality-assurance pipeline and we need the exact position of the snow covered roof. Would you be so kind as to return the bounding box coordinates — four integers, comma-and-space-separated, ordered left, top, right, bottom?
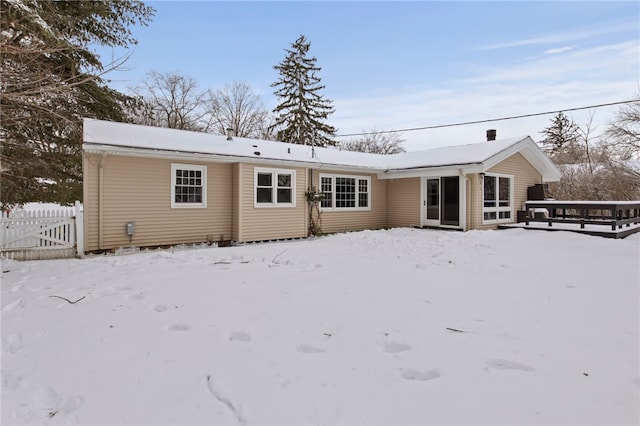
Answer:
82, 119, 561, 181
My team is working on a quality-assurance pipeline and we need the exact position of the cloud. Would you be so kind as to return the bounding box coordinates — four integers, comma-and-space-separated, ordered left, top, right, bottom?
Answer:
478, 21, 638, 50
544, 46, 575, 55
330, 39, 638, 151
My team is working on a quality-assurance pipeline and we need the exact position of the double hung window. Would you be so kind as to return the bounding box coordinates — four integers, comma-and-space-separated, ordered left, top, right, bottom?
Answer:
255, 168, 296, 207
171, 164, 207, 208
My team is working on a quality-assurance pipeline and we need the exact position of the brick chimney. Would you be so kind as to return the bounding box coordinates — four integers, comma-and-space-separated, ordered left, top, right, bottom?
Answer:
486, 129, 497, 141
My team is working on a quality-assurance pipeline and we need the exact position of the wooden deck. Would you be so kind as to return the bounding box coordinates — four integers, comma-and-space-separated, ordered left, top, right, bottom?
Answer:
499, 200, 640, 239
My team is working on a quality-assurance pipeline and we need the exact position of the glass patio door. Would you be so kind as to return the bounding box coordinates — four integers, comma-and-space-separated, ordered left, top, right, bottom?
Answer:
425, 177, 460, 227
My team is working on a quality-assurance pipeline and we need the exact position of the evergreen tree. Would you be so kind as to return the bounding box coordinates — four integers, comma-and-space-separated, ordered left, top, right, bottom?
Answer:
539, 112, 581, 162
271, 35, 336, 147
0, 0, 154, 207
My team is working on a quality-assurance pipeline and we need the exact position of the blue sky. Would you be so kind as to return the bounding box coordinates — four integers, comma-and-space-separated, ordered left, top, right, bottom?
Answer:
98, 1, 640, 151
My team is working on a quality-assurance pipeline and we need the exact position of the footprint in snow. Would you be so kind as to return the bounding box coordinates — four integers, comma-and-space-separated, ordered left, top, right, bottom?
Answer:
127, 292, 145, 301
2, 299, 25, 312
229, 332, 252, 342
168, 323, 190, 331
297, 344, 326, 354
401, 368, 441, 381
485, 359, 535, 372
1, 333, 23, 354
30, 387, 84, 420
381, 341, 411, 353
151, 304, 169, 312
2, 371, 23, 391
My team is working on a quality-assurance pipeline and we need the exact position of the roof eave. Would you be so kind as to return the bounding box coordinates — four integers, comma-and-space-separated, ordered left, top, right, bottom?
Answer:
378, 163, 484, 179
82, 143, 386, 174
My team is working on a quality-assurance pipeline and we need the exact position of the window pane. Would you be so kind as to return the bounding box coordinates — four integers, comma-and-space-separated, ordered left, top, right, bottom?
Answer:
277, 188, 292, 203
484, 212, 497, 221
499, 177, 510, 207
321, 177, 333, 208
277, 174, 291, 187
257, 173, 272, 187
358, 179, 368, 208
499, 211, 511, 219
359, 193, 368, 208
484, 176, 496, 208
335, 177, 356, 208
256, 187, 272, 203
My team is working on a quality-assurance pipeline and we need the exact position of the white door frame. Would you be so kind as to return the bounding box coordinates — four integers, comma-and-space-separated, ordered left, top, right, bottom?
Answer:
420, 175, 466, 230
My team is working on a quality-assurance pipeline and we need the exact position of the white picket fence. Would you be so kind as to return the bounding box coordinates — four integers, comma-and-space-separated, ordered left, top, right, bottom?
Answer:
1, 201, 84, 261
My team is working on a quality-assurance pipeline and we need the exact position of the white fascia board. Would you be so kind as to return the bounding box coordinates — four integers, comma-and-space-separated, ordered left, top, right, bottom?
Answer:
82, 143, 385, 174
482, 137, 532, 170
481, 137, 562, 183
377, 164, 483, 180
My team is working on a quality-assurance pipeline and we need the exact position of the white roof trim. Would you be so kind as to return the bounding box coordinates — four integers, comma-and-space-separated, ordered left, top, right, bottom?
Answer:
83, 118, 561, 181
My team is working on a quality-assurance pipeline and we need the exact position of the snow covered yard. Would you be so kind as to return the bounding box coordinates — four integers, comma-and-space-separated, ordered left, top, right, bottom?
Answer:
2, 228, 638, 425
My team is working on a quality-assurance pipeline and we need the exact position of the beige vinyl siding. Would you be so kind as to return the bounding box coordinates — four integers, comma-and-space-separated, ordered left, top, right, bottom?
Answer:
465, 175, 473, 230
312, 169, 387, 234
82, 152, 100, 251
236, 163, 307, 242
467, 173, 480, 230
387, 178, 421, 228
472, 153, 543, 230
84, 154, 232, 251
232, 163, 240, 241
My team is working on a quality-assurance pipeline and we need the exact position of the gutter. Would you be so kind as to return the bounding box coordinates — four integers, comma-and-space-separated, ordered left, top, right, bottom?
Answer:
83, 143, 386, 175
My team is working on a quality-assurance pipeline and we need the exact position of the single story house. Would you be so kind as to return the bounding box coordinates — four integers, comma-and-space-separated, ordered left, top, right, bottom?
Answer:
82, 118, 561, 252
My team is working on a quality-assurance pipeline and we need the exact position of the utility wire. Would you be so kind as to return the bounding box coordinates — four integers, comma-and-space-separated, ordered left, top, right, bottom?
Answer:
336, 99, 639, 137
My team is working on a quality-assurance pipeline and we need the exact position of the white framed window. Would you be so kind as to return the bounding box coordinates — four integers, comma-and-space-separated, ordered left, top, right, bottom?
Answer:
482, 173, 513, 223
171, 164, 207, 208
319, 173, 371, 211
254, 168, 296, 208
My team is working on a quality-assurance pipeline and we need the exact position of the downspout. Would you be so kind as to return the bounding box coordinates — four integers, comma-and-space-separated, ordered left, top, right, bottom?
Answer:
98, 152, 108, 249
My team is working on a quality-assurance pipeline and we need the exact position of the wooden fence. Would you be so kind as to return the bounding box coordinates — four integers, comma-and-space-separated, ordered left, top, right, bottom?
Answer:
1, 201, 84, 261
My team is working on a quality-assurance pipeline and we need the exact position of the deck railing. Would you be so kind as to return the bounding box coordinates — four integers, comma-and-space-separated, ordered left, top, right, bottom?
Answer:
524, 201, 640, 231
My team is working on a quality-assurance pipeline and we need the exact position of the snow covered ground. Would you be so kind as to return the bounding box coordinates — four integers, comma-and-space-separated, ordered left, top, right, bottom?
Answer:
2, 228, 639, 425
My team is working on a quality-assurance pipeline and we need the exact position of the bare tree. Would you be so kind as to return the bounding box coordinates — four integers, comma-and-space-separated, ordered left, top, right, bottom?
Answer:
340, 131, 406, 154
205, 81, 272, 138
130, 70, 209, 131
605, 97, 640, 159
543, 110, 640, 201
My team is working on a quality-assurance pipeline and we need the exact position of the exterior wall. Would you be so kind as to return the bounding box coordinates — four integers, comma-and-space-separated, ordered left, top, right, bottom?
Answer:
471, 152, 543, 230
232, 163, 240, 241
387, 178, 421, 228
311, 169, 387, 234
465, 175, 473, 231
82, 152, 99, 251
235, 163, 308, 242
84, 153, 232, 251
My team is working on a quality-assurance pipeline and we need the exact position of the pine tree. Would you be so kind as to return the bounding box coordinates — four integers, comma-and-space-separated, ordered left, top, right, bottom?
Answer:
0, 0, 154, 208
271, 35, 336, 147
539, 112, 581, 162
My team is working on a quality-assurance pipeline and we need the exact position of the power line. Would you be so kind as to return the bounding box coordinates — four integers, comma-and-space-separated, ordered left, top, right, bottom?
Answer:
336, 99, 639, 138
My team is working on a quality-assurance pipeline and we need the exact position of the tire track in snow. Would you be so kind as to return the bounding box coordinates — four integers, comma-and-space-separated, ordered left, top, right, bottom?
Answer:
205, 375, 246, 425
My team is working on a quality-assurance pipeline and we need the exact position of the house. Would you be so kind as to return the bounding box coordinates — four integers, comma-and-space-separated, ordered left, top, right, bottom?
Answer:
82, 118, 561, 252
